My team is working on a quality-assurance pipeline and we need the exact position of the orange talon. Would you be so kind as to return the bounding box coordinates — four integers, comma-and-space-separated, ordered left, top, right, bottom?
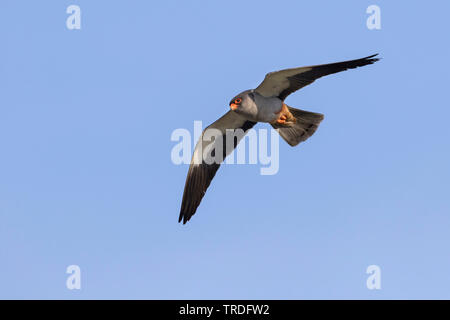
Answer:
277, 119, 286, 124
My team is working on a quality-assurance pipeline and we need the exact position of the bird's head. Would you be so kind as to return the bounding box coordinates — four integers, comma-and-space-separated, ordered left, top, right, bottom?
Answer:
229, 90, 256, 114
229, 96, 242, 111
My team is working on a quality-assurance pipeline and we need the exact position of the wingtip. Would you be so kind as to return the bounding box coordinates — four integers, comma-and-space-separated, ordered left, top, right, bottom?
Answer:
178, 210, 191, 224
364, 53, 381, 62
178, 211, 184, 224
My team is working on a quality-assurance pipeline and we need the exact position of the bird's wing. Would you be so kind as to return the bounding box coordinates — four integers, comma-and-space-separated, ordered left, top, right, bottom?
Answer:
255, 54, 379, 100
179, 111, 256, 224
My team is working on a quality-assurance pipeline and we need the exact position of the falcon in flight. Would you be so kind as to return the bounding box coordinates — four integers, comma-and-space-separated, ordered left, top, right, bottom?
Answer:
179, 54, 379, 224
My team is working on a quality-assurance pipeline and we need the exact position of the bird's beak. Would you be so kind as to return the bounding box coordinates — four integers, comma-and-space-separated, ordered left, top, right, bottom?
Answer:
230, 103, 238, 110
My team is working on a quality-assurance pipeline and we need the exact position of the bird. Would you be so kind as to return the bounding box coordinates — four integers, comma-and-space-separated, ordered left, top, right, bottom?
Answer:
179, 54, 379, 224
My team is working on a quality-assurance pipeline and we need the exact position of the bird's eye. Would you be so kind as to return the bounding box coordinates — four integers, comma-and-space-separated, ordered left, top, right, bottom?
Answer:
235, 98, 242, 104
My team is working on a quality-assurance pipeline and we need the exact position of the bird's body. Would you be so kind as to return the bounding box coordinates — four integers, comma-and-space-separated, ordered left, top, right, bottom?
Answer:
230, 90, 283, 123
179, 54, 380, 224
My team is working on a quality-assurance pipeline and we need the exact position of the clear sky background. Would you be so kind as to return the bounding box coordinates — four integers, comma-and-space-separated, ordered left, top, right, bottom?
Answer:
1, 0, 449, 299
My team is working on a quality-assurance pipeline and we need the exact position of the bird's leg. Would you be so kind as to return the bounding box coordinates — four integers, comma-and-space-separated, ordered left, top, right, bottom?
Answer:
275, 104, 295, 125
277, 115, 287, 124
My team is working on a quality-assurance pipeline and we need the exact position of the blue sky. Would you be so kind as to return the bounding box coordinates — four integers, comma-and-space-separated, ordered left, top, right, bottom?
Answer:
1, 0, 449, 299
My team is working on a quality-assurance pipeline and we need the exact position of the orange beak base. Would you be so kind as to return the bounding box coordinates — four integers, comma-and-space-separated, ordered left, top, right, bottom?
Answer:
230, 103, 238, 110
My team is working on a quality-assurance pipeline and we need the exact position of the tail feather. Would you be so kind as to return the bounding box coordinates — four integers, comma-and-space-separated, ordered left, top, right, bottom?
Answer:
272, 106, 324, 146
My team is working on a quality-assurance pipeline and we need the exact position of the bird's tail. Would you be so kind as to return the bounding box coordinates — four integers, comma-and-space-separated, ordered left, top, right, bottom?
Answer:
271, 105, 324, 146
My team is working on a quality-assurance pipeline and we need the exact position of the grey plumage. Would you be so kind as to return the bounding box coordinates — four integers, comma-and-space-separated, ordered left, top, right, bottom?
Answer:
179, 112, 256, 224
255, 54, 379, 100
179, 54, 379, 224
271, 107, 324, 147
